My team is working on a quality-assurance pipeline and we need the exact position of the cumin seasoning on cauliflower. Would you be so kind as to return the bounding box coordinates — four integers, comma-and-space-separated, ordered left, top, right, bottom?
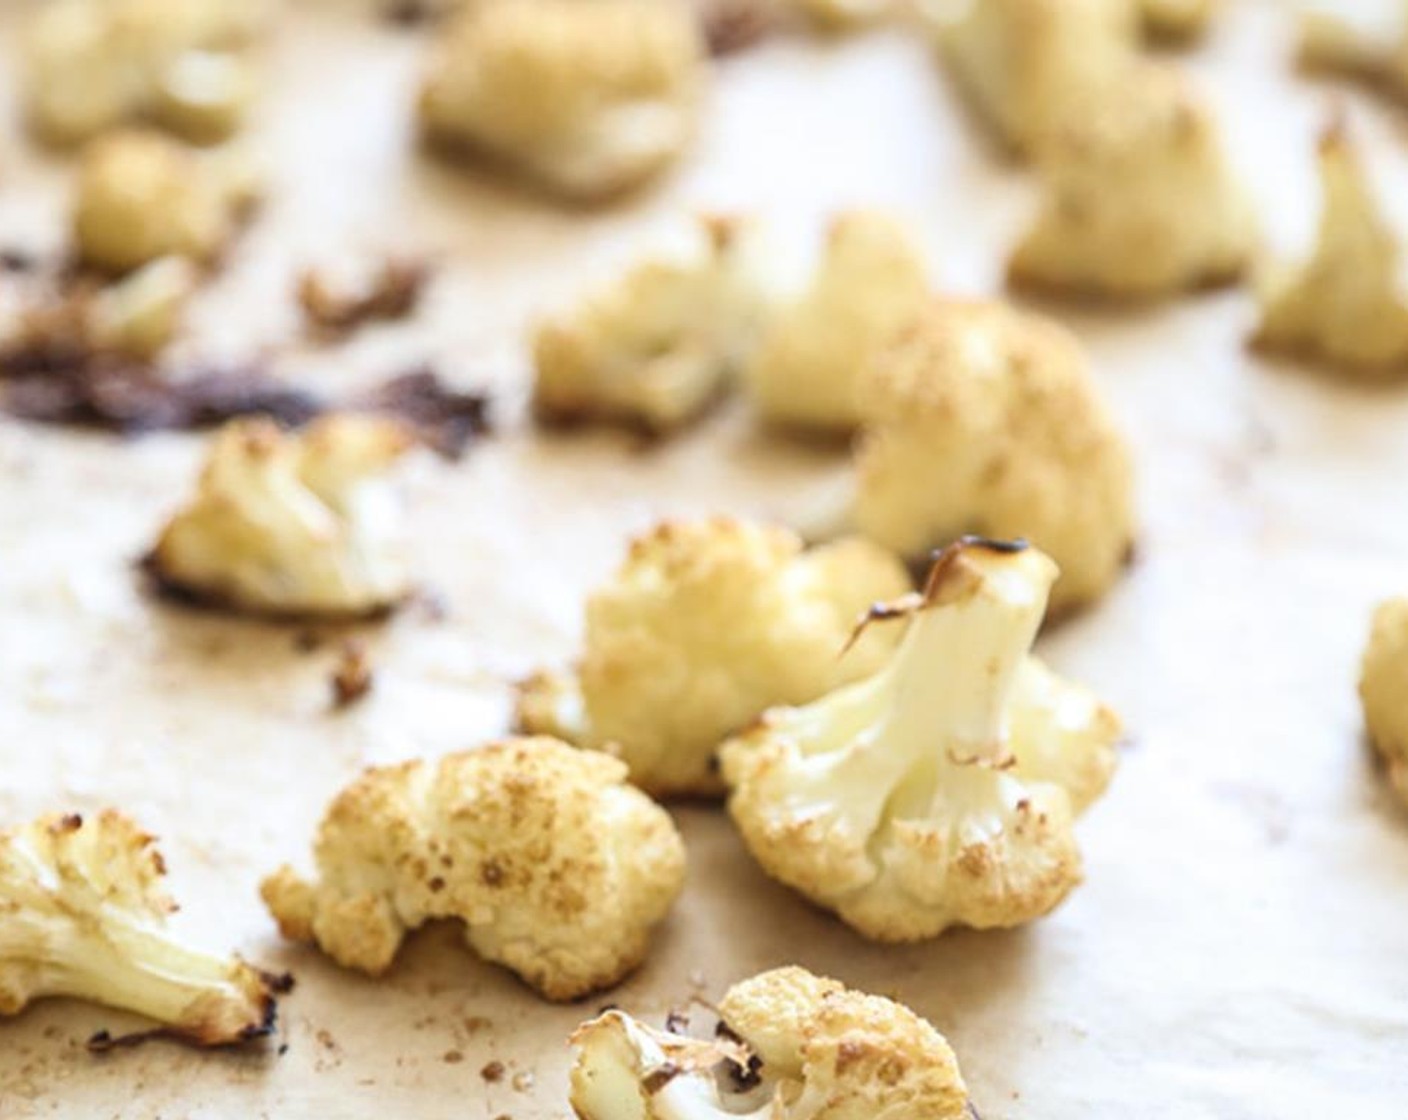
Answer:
516, 517, 912, 798
721, 539, 1122, 942
261, 737, 686, 1001
570, 966, 969, 1120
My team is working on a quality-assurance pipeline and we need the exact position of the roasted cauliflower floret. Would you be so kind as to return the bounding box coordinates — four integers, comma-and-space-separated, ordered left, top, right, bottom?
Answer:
721, 540, 1121, 941
571, 966, 968, 1120
1009, 64, 1252, 299
146, 415, 414, 619
23, 0, 270, 146
516, 518, 912, 798
1361, 598, 1408, 808
853, 299, 1134, 615
938, 0, 1137, 156
419, 0, 706, 200
1252, 121, 1408, 375
73, 129, 257, 274
533, 217, 766, 432
1139, 0, 1215, 41
261, 737, 686, 1001
744, 212, 929, 433
0, 810, 284, 1048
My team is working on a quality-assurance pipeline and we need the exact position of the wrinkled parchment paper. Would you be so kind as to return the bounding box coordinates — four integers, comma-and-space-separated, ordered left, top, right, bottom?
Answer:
1, 2, 1406, 1117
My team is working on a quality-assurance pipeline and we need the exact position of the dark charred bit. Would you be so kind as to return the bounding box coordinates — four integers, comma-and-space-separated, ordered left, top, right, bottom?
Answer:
664, 1010, 691, 1035
262, 970, 296, 995
481, 1059, 507, 1083
722, 1051, 764, 1093
383, 0, 442, 26
52, 813, 84, 834
841, 590, 925, 655
597, 1003, 621, 1016
922, 536, 1030, 601
330, 640, 375, 709
298, 258, 432, 338
0, 248, 38, 273
966, 1103, 983, 1120
353, 367, 492, 461
643, 1061, 683, 1096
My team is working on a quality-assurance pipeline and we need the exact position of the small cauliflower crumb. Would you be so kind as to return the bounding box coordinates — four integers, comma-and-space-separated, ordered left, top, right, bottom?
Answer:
532, 217, 767, 433
853, 298, 1135, 615
1361, 598, 1408, 808
146, 414, 415, 619
1008, 62, 1253, 300
1252, 120, 1408, 376
744, 211, 929, 434
419, 0, 706, 200
570, 966, 969, 1120
261, 737, 686, 1001
0, 810, 284, 1048
722, 539, 1121, 941
516, 517, 913, 798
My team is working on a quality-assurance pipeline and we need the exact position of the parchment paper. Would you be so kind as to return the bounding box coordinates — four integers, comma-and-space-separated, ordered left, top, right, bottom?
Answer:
1, 2, 1406, 1117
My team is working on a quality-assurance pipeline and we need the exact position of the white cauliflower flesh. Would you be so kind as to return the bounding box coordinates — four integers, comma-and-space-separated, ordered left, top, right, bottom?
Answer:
937, 0, 1138, 157
853, 298, 1135, 615
147, 415, 414, 619
261, 737, 686, 1001
419, 0, 706, 200
0, 810, 284, 1048
570, 966, 969, 1120
1139, 0, 1215, 41
23, 0, 270, 146
744, 212, 929, 434
721, 539, 1122, 941
1361, 598, 1408, 808
1008, 63, 1253, 300
516, 517, 913, 799
533, 218, 767, 433
1252, 120, 1408, 375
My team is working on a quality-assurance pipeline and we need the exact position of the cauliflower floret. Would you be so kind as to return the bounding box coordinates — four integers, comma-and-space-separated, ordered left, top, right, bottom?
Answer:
744, 212, 929, 434
1007, 63, 1252, 299
23, 0, 270, 146
533, 217, 767, 433
570, 966, 969, 1120
1361, 598, 1408, 808
853, 299, 1134, 615
1252, 121, 1408, 375
516, 518, 912, 798
938, 0, 1138, 156
1139, 0, 1215, 40
261, 737, 686, 1001
73, 129, 258, 274
146, 414, 414, 619
88, 255, 201, 358
721, 539, 1121, 941
0, 810, 284, 1048
419, 0, 706, 200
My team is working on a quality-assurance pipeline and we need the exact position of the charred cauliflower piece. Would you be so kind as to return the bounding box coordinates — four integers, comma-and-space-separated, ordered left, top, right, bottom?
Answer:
147, 415, 414, 619
1253, 121, 1408, 376
419, 0, 706, 200
534, 218, 766, 432
721, 540, 1121, 941
571, 966, 969, 1120
517, 518, 912, 799
261, 737, 686, 1001
1008, 64, 1252, 299
853, 299, 1134, 615
938, 0, 1137, 156
0, 810, 283, 1048
744, 212, 929, 434
1361, 599, 1408, 808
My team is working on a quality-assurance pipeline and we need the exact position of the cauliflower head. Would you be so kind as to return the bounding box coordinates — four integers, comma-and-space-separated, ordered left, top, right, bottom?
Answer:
516, 517, 913, 798
744, 212, 929, 433
1361, 598, 1408, 808
146, 414, 414, 619
419, 0, 706, 200
1252, 120, 1408, 375
261, 737, 686, 1001
1139, 0, 1215, 41
853, 298, 1135, 615
938, 0, 1137, 156
534, 217, 767, 433
570, 966, 969, 1120
0, 810, 283, 1048
1008, 63, 1252, 299
721, 539, 1122, 941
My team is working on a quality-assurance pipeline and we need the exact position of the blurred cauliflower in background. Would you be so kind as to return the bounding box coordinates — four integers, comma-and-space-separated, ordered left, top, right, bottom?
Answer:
723, 539, 1121, 941
1362, 598, 1408, 808
1298, 2, 1408, 100
516, 516, 912, 798
1138, 0, 1216, 41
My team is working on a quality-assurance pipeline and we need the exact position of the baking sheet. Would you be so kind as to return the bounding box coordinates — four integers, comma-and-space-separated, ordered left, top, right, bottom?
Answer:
1, 1, 1407, 1117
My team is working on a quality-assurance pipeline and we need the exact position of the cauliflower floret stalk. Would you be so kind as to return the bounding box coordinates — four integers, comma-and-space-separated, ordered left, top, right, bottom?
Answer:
722, 538, 1121, 942
570, 966, 970, 1120
0, 811, 286, 1050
